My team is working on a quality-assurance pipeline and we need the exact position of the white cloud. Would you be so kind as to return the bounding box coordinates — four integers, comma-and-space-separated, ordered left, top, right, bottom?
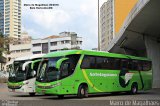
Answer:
26, 28, 42, 38
30, 10, 71, 30
22, 0, 108, 49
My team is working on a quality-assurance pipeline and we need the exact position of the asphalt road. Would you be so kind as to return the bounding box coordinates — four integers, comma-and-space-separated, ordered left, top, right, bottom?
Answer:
0, 83, 160, 106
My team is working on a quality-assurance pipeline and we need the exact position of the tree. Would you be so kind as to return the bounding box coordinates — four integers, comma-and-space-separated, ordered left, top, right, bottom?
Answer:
62, 48, 69, 50
0, 33, 5, 56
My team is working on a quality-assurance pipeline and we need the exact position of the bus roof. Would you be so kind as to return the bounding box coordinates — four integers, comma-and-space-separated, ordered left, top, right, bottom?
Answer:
14, 54, 45, 61
44, 50, 150, 61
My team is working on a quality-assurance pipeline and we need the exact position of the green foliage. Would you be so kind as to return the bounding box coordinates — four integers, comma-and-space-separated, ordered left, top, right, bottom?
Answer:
0, 33, 4, 55
62, 48, 69, 50
0, 33, 9, 56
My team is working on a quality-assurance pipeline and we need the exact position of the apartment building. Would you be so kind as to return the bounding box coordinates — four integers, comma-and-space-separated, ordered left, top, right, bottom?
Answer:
100, 0, 114, 51
32, 32, 82, 54
8, 32, 32, 60
4, 0, 21, 38
0, 0, 4, 34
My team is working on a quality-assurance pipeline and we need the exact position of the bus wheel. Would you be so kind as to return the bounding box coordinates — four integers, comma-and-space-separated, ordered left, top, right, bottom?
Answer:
57, 95, 64, 99
130, 83, 138, 95
77, 85, 88, 98
29, 93, 35, 96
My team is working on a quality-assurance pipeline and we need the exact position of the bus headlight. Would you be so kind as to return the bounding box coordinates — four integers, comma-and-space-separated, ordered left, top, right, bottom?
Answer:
51, 82, 61, 88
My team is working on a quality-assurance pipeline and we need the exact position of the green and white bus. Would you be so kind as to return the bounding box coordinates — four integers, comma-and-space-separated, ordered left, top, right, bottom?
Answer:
8, 54, 45, 96
35, 50, 152, 98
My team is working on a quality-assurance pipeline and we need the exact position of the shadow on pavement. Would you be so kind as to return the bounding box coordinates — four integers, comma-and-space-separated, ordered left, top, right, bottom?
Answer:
40, 91, 154, 100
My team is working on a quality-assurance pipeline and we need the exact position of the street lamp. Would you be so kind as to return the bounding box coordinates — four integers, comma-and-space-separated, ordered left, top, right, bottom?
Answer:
98, 0, 100, 51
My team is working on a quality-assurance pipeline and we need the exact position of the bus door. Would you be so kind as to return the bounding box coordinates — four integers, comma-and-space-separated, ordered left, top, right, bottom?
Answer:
119, 59, 131, 90
59, 55, 81, 94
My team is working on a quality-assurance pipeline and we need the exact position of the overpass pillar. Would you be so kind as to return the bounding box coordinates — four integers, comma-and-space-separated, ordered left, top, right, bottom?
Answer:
145, 36, 160, 88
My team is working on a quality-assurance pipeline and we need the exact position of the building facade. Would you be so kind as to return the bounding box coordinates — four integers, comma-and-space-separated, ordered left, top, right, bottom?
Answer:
100, 0, 138, 51
32, 32, 82, 54
8, 32, 32, 60
0, 0, 4, 34
100, 0, 114, 51
4, 0, 21, 38
8, 32, 82, 60
8, 43, 32, 60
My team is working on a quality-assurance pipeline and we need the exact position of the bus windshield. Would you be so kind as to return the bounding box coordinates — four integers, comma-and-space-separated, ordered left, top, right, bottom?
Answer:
8, 61, 27, 82
36, 54, 81, 82
36, 57, 61, 82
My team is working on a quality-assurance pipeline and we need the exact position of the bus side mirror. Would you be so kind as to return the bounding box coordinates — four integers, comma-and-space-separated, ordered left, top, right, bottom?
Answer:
56, 58, 69, 70
31, 70, 36, 77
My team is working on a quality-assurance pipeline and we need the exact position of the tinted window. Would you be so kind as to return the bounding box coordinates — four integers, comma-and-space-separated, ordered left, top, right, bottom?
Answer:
121, 59, 128, 69
81, 55, 121, 70
142, 61, 152, 71
81, 56, 96, 69
113, 59, 121, 70
132, 60, 138, 70
137, 61, 143, 71
81, 55, 152, 71
60, 54, 81, 79
96, 57, 119, 70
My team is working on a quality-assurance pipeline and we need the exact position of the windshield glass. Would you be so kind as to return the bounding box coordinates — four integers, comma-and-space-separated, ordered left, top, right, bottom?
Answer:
8, 61, 27, 82
36, 54, 81, 82
36, 57, 61, 82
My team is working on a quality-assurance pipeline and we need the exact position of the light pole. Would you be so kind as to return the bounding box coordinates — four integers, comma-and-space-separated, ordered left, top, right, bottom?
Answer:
98, 0, 100, 51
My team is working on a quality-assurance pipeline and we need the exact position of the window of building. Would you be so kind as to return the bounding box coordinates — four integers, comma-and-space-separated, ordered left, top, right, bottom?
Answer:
33, 43, 41, 47
50, 42, 57, 46
61, 41, 64, 44
42, 43, 48, 54
50, 50, 57, 52
16, 50, 20, 53
33, 51, 41, 54
65, 40, 70, 44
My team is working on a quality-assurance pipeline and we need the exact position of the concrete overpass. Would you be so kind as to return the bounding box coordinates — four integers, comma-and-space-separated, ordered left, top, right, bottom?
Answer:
107, 0, 160, 88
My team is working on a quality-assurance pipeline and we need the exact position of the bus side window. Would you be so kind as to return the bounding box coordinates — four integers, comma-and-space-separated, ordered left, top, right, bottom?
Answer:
81, 56, 96, 69
114, 59, 121, 70
121, 59, 129, 71
96, 57, 103, 69
66, 54, 81, 75
33, 62, 40, 72
132, 60, 138, 70
61, 61, 69, 78
26, 63, 33, 79
105, 58, 114, 70
142, 61, 152, 71
60, 54, 81, 79
137, 61, 143, 71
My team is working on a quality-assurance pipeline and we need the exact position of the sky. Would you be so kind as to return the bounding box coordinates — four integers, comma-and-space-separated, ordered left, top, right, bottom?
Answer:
22, 0, 107, 50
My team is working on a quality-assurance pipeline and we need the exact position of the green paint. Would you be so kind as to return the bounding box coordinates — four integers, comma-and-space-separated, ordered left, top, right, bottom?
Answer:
36, 50, 152, 96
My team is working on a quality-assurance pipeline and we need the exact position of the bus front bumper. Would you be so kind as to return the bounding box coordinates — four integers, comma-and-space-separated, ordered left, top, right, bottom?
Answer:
36, 86, 60, 95
8, 85, 35, 93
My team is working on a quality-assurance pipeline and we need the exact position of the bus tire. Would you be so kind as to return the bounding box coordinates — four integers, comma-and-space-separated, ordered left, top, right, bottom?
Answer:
77, 85, 88, 98
29, 93, 35, 96
130, 83, 138, 95
57, 95, 64, 99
